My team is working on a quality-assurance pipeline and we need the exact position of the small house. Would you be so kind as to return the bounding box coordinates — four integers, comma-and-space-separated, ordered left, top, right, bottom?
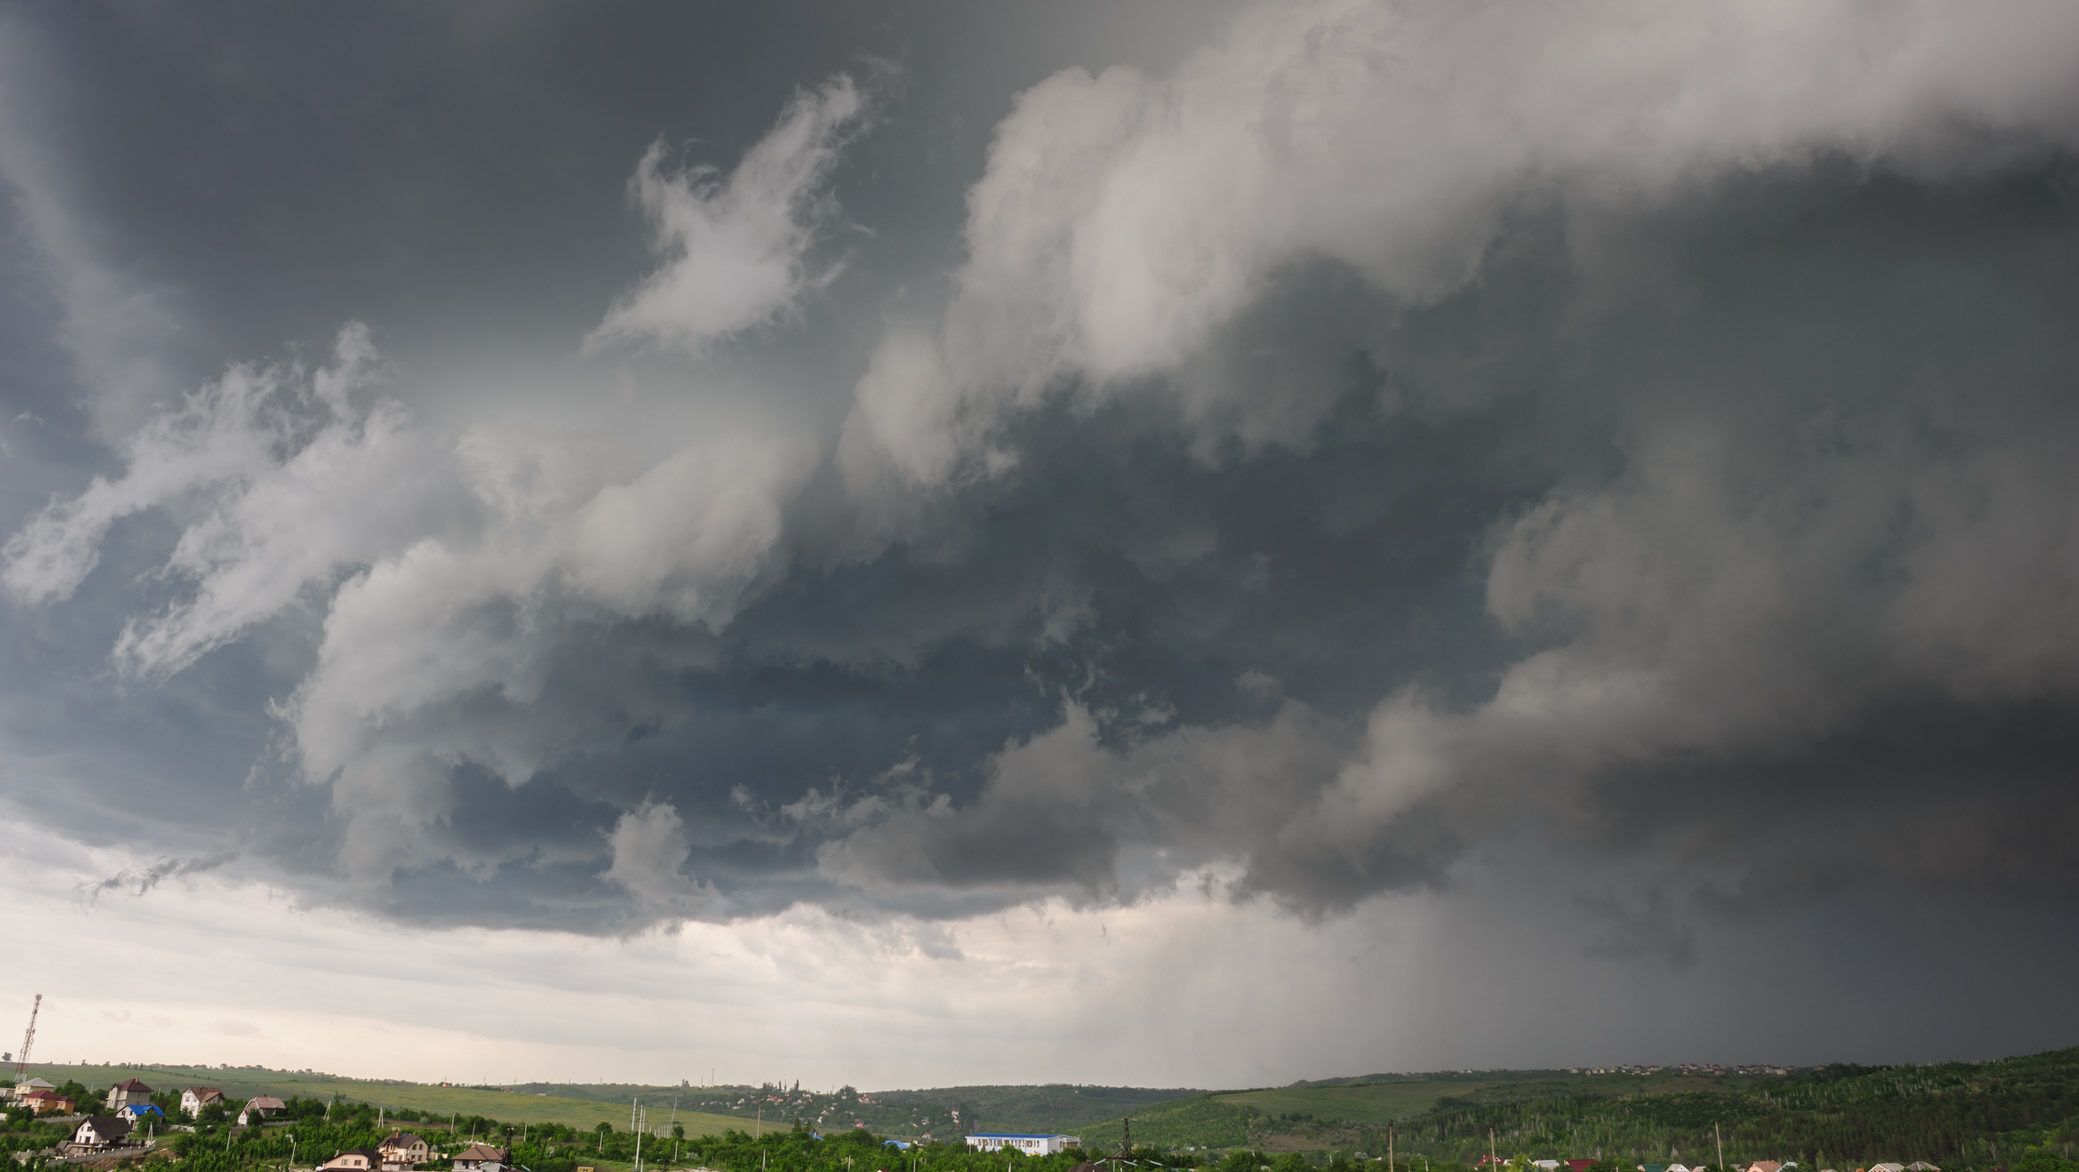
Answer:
453, 1143, 510, 1172
322, 1150, 383, 1172
182, 1088, 225, 1117
240, 1096, 287, 1126
9, 1079, 56, 1101
381, 1131, 431, 1168
73, 1116, 135, 1149
18, 1090, 75, 1116
121, 1103, 166, 1122
103, 1079, 153, 1112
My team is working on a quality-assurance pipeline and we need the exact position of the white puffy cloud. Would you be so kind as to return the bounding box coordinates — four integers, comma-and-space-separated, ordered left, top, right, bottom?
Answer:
3, 318, 819, 885
586, 74, 866, 353
604, 800, 724, 917
280, 417, 815, 881
839, 0, 2079, 492
3, 323, 465, 679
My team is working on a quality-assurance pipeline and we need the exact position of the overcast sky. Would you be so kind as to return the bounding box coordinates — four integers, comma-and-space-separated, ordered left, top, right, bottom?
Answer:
3, 0, 2079, 1092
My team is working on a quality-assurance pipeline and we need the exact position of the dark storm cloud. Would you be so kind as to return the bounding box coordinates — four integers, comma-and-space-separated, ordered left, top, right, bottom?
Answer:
2, 0, 2078, 1045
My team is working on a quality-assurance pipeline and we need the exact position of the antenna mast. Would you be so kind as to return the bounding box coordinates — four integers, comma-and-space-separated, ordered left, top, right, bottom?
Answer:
13, 994, 40, 1082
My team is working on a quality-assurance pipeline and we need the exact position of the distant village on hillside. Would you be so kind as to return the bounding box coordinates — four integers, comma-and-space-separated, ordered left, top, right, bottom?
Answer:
2, 1073, 1964, 1172
5, 1078, 519, 1172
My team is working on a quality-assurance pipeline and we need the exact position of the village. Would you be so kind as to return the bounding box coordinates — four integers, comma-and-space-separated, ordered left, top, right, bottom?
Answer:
3, 1078, 515, 1172
1, 1077, 1964, 1172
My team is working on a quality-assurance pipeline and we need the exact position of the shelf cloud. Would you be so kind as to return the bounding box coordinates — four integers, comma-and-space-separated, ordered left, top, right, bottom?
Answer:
3, 0, 2077, 1080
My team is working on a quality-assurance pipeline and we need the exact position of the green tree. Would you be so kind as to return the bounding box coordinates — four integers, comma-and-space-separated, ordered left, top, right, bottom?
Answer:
1273, 1153, 1314, 1172
1223, 1150, 1267, 1172
2012, 1150, 2079, 1172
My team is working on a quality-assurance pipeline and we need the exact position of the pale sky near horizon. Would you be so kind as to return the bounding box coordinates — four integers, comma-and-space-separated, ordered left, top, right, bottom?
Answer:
3, 0, 2079, 1090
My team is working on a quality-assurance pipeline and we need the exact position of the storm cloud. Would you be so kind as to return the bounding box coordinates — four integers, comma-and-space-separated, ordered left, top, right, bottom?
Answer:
2, 0, 2078, 1079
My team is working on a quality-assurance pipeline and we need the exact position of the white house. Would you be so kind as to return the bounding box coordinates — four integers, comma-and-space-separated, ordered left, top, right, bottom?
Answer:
9, 1078, 55, 1101
453, 1142, 510, 1172
182, 1088, 225, 1117
380, 1131, 431, 1169
104, 1079, 152, 1112
322, 1150, 382, 1172
240, 1096, 287, 1126
965, 1134, 1082, 1156
72, 1116, 134, 1149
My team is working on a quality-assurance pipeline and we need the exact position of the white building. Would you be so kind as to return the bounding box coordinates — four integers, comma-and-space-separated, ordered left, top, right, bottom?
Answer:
239, 1096, 287, 1126
182, 1088, 225, 1117
453, 1143, 510, 1172
73, 1117, 134, 1149
965, 1134, 1082, 1156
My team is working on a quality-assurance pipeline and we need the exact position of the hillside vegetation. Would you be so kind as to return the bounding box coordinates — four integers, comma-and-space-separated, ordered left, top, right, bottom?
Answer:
1080, 1047, 2079, 1163
15, 1044, 2079, 1172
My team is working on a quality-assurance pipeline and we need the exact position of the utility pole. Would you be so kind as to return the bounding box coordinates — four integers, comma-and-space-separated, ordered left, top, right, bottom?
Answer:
1389, 1126, 1395, 1172
1715, 1123, 1724, 1172
1490, 1128, 1498, 1172
634, 1110, 647, 1172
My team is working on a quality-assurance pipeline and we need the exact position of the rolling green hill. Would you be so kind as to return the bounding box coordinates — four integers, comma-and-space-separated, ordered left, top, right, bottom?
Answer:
1080, 1047, 2079, 1161
13, 1063, 743, 1134
17, 1045, 2079, 1172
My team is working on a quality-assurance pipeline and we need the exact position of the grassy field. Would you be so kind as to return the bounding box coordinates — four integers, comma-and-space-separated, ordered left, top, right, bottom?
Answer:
17, 1064, 745, 1135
